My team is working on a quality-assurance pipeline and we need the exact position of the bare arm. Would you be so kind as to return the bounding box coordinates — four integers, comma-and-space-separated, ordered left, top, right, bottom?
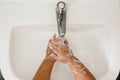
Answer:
33, 58, 55, 80
48, 34, 96, 80
68, 56, 95, 80
33, 39, 56, 80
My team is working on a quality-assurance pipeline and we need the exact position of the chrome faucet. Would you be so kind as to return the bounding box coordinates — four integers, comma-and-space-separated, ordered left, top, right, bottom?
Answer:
56, 1, 68, 44
56, 1, 66, 36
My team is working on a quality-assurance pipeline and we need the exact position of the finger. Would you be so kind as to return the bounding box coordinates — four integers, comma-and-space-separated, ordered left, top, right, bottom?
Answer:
48, 38, 52, 43
49, 43, 59, 54
48, 42, 52, 49
53, 33, 57, 42
50, 42, 59, 49
61, 36, 66, 43
48, 39, 52, 49
57, 36, 66, 43
48, 43, 57, 50
50, 45, 58, 53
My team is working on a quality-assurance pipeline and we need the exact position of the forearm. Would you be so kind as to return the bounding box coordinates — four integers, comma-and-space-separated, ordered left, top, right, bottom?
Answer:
68, 56, 96, 80
33, 58, 55, 80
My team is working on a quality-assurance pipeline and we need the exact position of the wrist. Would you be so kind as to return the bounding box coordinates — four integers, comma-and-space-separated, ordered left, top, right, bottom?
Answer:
45, 56, 56, 62
67, 55, 78, 64
67, 56, 84, 69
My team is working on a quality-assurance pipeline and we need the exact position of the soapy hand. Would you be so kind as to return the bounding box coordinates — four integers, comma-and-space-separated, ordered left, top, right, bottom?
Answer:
45, 35, 57, 61
48, 34, 73, 63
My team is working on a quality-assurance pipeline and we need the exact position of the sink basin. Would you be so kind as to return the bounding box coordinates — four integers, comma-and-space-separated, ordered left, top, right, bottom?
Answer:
1, 24, 119, 80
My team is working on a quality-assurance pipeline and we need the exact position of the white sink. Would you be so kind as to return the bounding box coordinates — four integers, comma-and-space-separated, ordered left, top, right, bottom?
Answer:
1, 24, 118, 80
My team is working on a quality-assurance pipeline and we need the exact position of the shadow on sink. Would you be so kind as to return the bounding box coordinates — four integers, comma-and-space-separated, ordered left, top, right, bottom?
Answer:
0, 70, 4, 80
9, 25, 110, 80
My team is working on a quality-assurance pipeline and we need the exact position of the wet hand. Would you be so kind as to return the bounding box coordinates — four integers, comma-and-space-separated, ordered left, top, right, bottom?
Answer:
48, 34, 73, 63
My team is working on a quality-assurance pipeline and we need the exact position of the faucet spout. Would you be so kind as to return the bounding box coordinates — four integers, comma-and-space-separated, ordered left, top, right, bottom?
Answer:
56, 1, 66, 36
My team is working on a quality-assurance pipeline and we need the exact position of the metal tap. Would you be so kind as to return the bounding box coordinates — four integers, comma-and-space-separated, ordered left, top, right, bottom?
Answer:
56, 1, 66, 36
